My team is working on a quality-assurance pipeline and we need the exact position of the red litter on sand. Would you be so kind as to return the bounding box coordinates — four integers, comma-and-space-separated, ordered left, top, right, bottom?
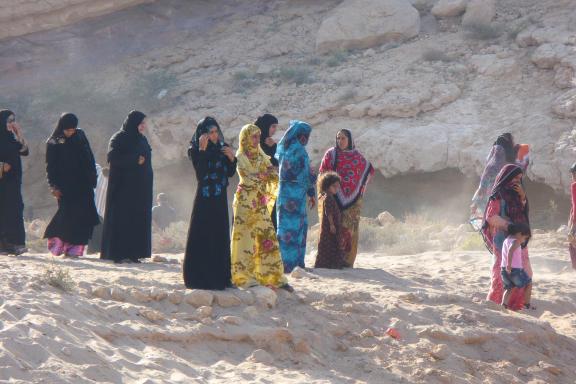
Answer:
386, 327, 400, 340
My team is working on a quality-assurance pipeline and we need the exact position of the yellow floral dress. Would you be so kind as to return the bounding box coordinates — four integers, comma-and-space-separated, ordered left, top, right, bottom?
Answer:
230, 124, 287, 288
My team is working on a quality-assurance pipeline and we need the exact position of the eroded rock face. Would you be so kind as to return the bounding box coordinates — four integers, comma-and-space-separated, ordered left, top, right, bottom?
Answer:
0, 0, 152, 40
315, 0, 420, 54
432, 0, 468, 18
462, 0, 496, 27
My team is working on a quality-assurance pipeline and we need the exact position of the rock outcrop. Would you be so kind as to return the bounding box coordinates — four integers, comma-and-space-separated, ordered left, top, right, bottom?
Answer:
315, 0, 420, 54
0, 0, 152, 40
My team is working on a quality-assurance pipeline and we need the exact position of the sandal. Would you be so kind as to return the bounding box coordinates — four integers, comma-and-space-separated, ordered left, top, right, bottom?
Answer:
280, 283, 295, 293
523, 303, 537, 310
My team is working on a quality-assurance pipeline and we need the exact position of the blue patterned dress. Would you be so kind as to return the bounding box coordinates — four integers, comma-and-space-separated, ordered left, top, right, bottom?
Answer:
275, 120, 316, 272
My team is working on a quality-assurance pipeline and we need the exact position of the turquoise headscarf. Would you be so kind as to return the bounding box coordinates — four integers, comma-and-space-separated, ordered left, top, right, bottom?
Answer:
275, 120, 312, 163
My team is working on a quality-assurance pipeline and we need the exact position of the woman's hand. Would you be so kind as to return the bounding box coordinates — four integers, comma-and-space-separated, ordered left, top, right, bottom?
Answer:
221, 146, 235, 162
138, 156, 145, 165
265, 137, 276, 147
199, 134, 209, 151
51, 189, 62, 199
512, 184, 526, 202
2, 162, 11, 173
308, 196, 316, 209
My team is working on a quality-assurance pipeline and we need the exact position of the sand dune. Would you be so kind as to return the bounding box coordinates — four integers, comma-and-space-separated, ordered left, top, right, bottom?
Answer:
1, 245, 575, 383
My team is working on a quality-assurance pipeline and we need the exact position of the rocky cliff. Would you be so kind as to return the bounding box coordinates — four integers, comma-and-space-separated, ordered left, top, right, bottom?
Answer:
0, 0, 152, 40
1, 0, 575, 221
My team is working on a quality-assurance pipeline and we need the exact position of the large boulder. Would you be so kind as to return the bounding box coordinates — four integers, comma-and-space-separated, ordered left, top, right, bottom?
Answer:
552, 89, 576, 118
316, 0, 420, 54
462, 0, 496, 28
530, 43, 571, 69
432, 0, 468, 18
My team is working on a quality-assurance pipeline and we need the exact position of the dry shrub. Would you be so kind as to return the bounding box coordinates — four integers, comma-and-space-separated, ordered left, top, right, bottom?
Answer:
152, 221, 188, 253
422, 48, 454, 63
42, 262, 75, 292
464, 23, 503, 40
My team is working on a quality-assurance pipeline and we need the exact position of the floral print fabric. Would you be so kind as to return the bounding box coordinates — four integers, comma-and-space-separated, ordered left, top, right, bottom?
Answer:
230, 124, 287, 288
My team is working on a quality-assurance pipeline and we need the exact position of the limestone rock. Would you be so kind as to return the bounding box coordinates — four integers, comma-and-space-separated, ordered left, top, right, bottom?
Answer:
462, 0, 496, 27
432, 0, 468, 18
168, 291, 184, 305
151, 255, 168, 263
0, 0, 153, 40
552, 89, 576, 118
139, 309, 165, 322
185, 290, 214, 307
555, 55, 576, 89
531, 44, 571, 69
469, 54, 519, 77
92, 286, 111, 300
196, 306, 213, 318
316, 0, 420, 54
251, 286, 278, 309
248, 349, 274, 364
220, 316, 242, 326
214, 292, 242, 308
378, 211, 397, 225
110, 287, 127, 301
429, 344, 450, 360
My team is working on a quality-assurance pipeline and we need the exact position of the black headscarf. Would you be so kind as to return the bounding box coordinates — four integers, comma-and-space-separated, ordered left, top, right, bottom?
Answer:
494, 133, 516, 163
190, 116, 225, 153
48, 113, 79, 141
121, 110, 146, 137
255, 114, 278, 146
0, 109, 15, 144
336, 129, 354, 150
254, 114, 278, 166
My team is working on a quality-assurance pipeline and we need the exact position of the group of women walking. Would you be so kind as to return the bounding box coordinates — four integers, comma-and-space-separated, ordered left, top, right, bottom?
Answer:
0, 108, 374, 292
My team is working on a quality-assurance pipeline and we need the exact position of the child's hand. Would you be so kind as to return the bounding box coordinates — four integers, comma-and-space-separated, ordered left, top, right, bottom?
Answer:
506, 265, 512, 274
330, 223, 336, 234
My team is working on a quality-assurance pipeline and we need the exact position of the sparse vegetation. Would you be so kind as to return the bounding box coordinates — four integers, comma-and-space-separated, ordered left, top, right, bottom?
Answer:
464, 23, 503, 40
422, 48, 454, 63
326, 50, 350, 67
232, 70, 261, 93
270, 66, 315, 85
42, 262, 75, 292
457, 233, 486, 251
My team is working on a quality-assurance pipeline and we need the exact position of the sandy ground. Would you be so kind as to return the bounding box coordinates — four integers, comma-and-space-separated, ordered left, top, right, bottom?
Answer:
1, 244, 575, 384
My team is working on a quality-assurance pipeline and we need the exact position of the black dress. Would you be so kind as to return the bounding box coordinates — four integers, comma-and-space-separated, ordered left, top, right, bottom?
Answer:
0, 131, 28, 249
44, 130, 99, 245
183, 144, 237, 290
101, 126, 153, 262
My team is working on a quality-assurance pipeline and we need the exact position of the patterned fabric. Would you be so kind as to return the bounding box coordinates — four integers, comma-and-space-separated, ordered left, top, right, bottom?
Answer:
470, 145, 507, 230
230, 124, 287, 288
314, 194, 347, 269
341, 198, 363, 267
275, 120, 316, 272
319, 147, 374, 209
483, 164, 531, 310
48, 237, 85, 257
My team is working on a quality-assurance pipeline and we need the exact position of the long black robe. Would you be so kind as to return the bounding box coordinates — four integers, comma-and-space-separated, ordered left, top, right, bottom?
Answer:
0, 129, 28, 247
101, 126, 153, 262
183, 144, 237, 290
43, 130, 99, 244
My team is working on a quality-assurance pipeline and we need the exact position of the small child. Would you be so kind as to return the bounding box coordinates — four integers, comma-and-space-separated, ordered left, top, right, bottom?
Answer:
501, 223, 533, 310
314, 172, 348, 269
568, 163, 576, 270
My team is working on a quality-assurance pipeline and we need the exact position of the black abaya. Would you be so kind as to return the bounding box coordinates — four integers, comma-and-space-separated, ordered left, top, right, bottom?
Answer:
183, 118, 237, 290
43, 129, 99, 244
0, 111, 28, 249
101, 112, 153, 262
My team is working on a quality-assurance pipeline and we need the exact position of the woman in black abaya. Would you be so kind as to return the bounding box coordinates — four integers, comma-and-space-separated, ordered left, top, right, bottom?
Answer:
254, 113, 279, 229
0, 110, 29, 255
183, 117, 237, 290
43, 113, 99, 257
100, 111, 153, 263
